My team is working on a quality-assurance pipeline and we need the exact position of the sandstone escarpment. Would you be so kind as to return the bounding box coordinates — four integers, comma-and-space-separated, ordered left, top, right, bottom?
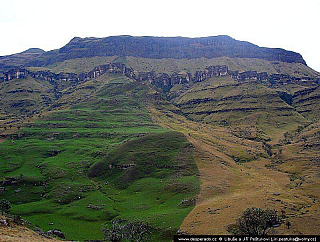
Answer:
27, 35, 307, 67
2, 62, 316, 92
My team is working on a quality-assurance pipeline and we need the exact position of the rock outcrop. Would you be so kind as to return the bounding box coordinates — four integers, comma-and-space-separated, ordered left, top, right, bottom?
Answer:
3, 62, 315, 93
46, 229, 65, 239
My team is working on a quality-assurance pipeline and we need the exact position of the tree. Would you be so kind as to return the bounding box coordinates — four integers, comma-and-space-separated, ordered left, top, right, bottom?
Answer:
102, 219, 152, 242
13, 215, 22, 225
285, 221, 291, 229
0, 199, 11, 215
232, 207, 282, 235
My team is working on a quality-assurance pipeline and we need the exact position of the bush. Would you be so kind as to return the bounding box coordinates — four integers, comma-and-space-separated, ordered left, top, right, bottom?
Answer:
0, 199, 11, 215
102, 219, 152, 242
232, 207, 282, 235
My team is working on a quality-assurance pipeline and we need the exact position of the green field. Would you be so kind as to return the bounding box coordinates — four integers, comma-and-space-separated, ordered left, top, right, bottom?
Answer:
0, 74, 200, 241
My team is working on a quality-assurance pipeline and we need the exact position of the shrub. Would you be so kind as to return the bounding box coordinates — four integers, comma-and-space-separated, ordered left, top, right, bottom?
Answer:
102, 219, 152, 242
232, 207, 282, 235
0, 199, 11, 215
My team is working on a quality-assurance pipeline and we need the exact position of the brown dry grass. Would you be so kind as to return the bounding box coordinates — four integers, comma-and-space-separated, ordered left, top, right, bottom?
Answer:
0, 216, 65, 242
147, 101, 320, 235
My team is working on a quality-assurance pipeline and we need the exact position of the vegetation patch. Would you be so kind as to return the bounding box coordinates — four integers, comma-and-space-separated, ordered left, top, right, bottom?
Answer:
0, 76, 200, 241
88, 132, 198, 188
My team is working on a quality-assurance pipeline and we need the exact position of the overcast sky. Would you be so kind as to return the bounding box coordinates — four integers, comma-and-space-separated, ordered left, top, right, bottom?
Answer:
1, 0, 319, 72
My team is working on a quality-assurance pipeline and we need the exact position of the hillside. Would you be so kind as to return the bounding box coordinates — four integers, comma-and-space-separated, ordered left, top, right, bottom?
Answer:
147, 75, 320, 235
170, 77, 310, 142
28, 56, 319, 78
0, 215, 65, 242
0, 48, 45, 72
0, 73, 199, 241
0, 36, 319, 241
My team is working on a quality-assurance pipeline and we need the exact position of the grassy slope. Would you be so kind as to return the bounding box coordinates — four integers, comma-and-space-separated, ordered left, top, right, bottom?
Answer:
28, 56, 118, 74
28, 56, 319, 77
145, 66, 319, 235
170, 76, 309, 143
147, 91, 320, 235
0, 75, 79, 133
272, 122, 320, 234
0, 76, 54, 119
125, 56, 319, 77
292, 86, 320, 122
0, 73, 199, 241
0, 49, 44, 72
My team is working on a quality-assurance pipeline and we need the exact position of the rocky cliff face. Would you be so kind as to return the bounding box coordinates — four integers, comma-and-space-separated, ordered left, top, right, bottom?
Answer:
27, 35, 307, 66
3, 63, 315, 93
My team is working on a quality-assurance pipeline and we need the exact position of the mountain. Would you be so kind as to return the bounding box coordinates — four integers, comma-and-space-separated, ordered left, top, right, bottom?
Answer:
0, 48, 45, 72
22, 48, 45, 54
0, 36, 319, 240
27, 35, 306, 67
